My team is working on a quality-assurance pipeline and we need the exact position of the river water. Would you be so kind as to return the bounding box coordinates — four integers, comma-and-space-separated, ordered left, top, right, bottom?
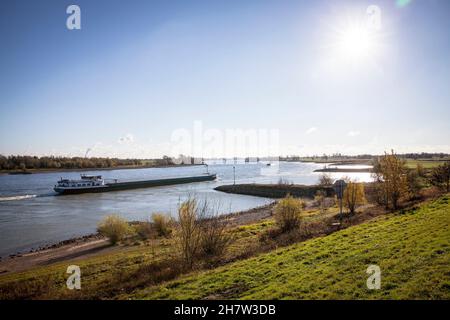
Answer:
0, 161, 372, 257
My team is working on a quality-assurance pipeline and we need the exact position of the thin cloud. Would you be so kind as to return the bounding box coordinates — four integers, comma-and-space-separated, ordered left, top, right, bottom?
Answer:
306, 127, 318, 135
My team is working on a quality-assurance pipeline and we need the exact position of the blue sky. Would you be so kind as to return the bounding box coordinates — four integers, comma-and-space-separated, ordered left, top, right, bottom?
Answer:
1, 0, 450, 158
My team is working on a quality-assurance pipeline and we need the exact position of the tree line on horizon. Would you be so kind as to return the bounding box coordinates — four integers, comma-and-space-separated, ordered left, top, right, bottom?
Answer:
1, 152, 449, 171
282, 152, 450, 161
0, 155, 174, 171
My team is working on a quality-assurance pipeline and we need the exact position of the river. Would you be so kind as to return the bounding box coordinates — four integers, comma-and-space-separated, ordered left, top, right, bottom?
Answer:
0, 161, 372, 257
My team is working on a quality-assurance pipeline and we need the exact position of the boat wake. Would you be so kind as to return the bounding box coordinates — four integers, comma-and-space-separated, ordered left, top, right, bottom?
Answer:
0, 194, 38, 202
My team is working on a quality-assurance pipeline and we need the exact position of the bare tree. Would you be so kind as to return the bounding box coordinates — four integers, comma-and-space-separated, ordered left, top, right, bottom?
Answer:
176, 197, 233, 268
343, 180, 366, 214
318, 173, 333, 186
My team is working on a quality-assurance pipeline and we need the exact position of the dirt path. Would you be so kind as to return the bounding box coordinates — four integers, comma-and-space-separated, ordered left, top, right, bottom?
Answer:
0, 237, 117, 275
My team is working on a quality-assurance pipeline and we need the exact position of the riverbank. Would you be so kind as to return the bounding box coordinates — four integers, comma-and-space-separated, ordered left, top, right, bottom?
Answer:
314, 167, 373, 173
0, 234, 111, 275
0, 202, 274, 275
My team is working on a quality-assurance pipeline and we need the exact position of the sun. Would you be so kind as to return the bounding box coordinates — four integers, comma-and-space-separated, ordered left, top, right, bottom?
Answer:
320, 8, 387, 70
336, 24, 374, 61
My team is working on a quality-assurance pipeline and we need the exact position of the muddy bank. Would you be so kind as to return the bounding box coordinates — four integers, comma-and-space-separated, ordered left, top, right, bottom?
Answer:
314, 167, 373, 173
0, 234, 112, 275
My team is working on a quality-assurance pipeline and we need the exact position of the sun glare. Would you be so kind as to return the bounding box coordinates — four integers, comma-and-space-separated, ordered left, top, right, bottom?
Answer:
337, 26, 372, 60
321, 7, 387, 71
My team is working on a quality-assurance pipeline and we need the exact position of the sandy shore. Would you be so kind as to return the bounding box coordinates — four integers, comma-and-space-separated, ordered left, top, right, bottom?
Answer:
0, 234, 113, 275
0, 202, 275, 275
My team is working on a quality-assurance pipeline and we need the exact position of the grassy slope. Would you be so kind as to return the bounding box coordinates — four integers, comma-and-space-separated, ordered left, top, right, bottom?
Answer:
128, 195, 450, 300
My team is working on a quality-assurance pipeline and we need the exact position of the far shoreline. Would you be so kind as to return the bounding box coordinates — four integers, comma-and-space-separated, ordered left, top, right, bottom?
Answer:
0, 163, 203, 176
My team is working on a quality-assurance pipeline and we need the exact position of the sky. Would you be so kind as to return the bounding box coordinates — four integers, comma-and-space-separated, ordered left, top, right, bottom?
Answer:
1, 0, 450, 158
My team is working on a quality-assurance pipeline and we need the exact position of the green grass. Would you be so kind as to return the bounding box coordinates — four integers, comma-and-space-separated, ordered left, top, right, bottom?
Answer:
127, 195, 450, 300
405, 159, 449, 169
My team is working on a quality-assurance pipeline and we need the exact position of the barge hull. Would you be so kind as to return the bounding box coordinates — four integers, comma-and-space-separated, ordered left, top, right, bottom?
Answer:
54, 174, 216, 195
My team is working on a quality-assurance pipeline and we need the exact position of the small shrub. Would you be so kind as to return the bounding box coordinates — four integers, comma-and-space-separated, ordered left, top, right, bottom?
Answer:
407, 170, 423, 200
134, 222, 155, 240
199, 216, 233, 259
176, 199, 201, 269
176, 198, 233, 267
273, 195, 304, 232
314, 190, 326, 213
416, 163, 426, 177
259, 227, 283, 243
152, 213, 173, 237
429, 162, 450, 192
97, 215, 132, 245
318, 173, 333, 186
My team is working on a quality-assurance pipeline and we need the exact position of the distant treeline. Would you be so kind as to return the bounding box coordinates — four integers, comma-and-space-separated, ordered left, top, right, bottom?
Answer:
282, 152, 450, 161
0, 155, 174, 171
282, 154, 373, 161
396, 153, 450, 160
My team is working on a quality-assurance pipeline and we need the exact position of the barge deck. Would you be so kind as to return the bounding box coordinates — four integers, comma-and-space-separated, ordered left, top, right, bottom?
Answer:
54, 174, 217, 195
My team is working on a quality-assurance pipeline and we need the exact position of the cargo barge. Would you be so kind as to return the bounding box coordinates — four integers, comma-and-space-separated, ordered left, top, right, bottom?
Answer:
54, 173, 217, 195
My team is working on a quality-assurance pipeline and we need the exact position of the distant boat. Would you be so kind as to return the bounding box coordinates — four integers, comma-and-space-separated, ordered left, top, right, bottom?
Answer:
54, 173, 217, 195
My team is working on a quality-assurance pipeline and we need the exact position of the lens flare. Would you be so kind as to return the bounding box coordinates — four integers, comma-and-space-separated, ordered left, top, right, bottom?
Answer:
396, 0, 412, 8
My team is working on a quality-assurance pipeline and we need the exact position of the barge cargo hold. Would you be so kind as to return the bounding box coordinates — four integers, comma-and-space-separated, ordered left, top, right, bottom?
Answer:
54, 174, 217, 195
